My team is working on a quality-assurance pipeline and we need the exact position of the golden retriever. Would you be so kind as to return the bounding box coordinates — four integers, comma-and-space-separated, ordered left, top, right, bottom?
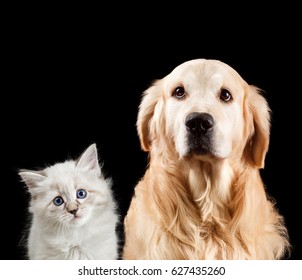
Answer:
123, 59, 290, 259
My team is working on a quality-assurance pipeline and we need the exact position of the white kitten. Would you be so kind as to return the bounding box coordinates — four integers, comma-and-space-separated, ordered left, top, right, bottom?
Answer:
19, 143, 119, 260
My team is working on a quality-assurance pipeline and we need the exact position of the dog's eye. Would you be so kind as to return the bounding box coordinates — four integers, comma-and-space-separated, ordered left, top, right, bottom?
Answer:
173, 86, 186, 99
220, 89, 232, 102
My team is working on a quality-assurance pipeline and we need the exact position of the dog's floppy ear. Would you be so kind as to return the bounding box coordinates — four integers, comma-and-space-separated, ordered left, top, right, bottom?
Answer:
137, 80, 163, 151
246, 85, 271, 168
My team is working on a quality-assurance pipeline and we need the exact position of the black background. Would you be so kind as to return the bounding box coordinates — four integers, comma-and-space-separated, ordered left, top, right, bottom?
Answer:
2, 7, 301, 260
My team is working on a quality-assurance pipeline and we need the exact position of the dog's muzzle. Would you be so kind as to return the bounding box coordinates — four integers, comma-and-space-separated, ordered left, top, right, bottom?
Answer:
185, 112, 214, 155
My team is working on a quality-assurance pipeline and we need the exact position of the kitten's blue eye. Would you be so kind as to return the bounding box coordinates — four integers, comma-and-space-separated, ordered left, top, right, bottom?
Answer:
53, 196, 64, 206
77, 189, 87, 199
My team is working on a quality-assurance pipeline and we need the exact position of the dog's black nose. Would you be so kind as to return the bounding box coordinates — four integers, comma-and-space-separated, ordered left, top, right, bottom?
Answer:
185, 113, 214, 134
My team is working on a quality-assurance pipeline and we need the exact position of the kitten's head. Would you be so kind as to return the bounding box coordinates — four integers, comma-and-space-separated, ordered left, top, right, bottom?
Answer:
19, 143, 114, 227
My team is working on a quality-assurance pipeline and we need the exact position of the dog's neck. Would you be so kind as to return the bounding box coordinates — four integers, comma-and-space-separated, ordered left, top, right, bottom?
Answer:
149, 147, 254, 225
184, 158, 234, 222
149, 148, 236, 217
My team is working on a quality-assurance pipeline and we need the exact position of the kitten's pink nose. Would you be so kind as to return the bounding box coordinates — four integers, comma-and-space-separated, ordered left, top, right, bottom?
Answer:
69, 209, 77, 215
67, 202, 78, 215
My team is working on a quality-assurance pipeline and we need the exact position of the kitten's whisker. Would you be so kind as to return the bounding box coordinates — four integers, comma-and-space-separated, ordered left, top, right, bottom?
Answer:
39, 217, 61, 232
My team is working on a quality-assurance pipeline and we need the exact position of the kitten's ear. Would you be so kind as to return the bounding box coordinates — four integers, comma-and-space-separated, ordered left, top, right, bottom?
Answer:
19, 169, 46, 189
76, 143, 101, 174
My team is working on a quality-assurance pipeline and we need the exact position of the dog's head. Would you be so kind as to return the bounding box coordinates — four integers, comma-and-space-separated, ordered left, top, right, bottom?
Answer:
137, 59, 270, 168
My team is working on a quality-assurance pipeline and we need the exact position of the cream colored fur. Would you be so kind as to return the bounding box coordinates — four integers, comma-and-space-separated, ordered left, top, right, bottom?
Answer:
123, 59, 290, 260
